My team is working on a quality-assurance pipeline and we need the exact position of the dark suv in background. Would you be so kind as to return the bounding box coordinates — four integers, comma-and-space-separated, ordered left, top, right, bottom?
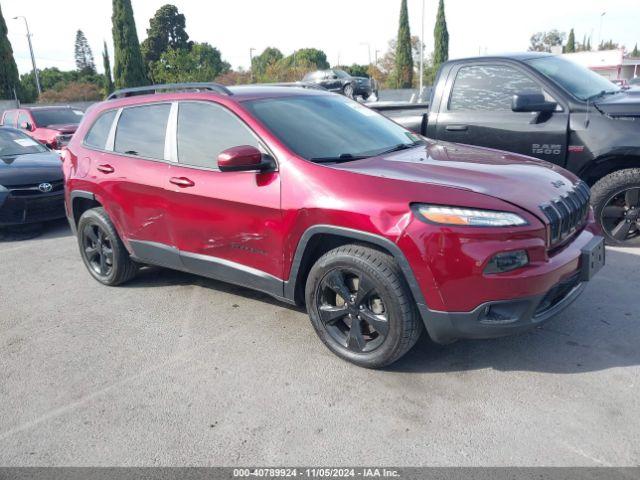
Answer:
303, 69, 374, 99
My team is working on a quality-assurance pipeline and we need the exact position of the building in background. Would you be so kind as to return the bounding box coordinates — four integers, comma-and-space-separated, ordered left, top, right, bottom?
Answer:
562, 49, 640, 81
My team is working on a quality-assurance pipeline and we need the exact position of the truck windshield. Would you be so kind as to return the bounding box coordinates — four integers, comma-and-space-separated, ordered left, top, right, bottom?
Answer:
242, 95, 422, 161
31, 108, 83, 127
526, 56, 620, 101
0, 129, 47, 157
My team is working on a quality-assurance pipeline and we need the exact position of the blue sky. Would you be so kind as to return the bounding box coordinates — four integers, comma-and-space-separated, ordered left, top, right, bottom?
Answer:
3, 0, 639, 75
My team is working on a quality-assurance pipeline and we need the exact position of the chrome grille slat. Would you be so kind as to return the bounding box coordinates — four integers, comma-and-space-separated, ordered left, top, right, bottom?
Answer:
540, 181, 591, 247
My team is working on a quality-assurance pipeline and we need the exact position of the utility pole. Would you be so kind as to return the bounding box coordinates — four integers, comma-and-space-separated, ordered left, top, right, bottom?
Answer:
419, 0, 425, 96
249, 48, 256, 82
13, 16, 41, 95
598, 12, 606, 50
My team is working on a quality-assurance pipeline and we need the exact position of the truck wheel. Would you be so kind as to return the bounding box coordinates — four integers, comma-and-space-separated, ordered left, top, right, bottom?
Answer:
305, 244, 423, 368
591, 168, 640, 246
77, 207, 138, 285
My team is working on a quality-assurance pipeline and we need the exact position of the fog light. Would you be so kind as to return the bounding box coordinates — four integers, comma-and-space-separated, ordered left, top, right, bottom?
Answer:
484, 250, 529, 274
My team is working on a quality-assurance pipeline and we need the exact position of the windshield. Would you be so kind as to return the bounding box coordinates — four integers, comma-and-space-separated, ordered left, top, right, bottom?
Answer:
31, 108, 83, 127
243, 95, 421, 161
335, 70, 350, 79
526, 56, 620, 100
0, 129, 48, 157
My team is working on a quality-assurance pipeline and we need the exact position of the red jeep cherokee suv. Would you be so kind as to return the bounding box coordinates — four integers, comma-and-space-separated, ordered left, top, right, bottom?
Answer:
62, 83, 605, 368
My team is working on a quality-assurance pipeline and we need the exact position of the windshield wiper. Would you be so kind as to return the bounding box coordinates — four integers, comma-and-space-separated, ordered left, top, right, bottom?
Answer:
587, 90, 620, 101
310, 153, 370, 163
375, 141, 425, 156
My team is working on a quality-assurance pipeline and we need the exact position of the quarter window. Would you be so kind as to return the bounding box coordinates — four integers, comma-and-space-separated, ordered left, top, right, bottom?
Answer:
449, 65, 543, 111
84, 110, 117, 149
177, 102, 259, 169
115, 104, 171, 159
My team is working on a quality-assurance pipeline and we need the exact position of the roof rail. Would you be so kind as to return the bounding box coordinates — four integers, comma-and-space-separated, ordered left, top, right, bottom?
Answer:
106, 82, 233, 100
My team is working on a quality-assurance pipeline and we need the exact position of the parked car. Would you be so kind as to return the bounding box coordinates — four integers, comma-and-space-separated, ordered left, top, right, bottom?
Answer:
303, 69, 374, 99
0, 128, 66, 226
1, 106, 83, 150
63, 83, 604, 368
370, 52, 640, 246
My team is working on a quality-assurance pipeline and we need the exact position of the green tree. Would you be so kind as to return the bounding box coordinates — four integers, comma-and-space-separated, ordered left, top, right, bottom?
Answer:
394, 0, 413, 88
529, 30, 565, 52
0, 3, 20, 100
586, 36, 591, 51
565, 28, 576, 53
598, 39, 619, 51
252, 47, 284, 80
339, 64, 370, 78
103, 41, 114, 94
288, 48, 329, 70
149, 42, 230, 83
433, 0, 449, 71
112, 0, 148, 88
632, 44, 639, 57
75, 30, 96, 74
141, 4, 191, 67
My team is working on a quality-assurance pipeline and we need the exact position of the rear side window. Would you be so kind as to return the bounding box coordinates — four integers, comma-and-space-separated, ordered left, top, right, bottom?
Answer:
115, 104, 170, 159
177, 102, 259, 169
2, 111, 17, 126
84, 110, 117, 149
449, 65, 542, 111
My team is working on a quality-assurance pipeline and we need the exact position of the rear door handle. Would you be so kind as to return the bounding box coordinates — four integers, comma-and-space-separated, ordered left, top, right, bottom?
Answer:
445, 124, 468, 132
169, 176, 195, 188
96, 164, 115, 174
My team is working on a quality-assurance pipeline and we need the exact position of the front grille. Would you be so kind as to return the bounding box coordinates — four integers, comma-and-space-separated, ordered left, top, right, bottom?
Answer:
8, 180, 64, 197
540, 181, 590, 247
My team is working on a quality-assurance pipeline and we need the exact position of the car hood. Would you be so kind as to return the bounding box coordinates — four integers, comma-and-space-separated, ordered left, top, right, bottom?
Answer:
44, 123, 79, 134
0, 152, 63, 187
595, 91, 640, 117
330, 141, 580, 218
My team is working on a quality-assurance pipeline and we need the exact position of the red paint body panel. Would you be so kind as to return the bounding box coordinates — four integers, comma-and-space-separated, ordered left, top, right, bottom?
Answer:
64, 89, 600, 316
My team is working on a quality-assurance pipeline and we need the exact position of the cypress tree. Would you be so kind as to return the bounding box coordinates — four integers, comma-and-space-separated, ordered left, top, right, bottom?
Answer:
394, 0, 413, 88
586, 36, 592, 51
433, 0, 449, 71
632, 44, 639, 57
565, 28, 576, 53
112, 0, 148, 88
0, 3, 20, 100
102, 41, 114, 94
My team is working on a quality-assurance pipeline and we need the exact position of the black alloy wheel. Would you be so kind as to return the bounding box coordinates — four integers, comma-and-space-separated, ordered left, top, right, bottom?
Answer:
600, 187, 640, 245
316, 269, 389, 353
82, 223, 114, 277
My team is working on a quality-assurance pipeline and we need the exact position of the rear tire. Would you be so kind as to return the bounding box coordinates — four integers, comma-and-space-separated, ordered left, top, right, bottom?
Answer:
77, 207, 137, 285
305, 244, 422, 368
343, 83, 354, 99
591, 168, 640, 246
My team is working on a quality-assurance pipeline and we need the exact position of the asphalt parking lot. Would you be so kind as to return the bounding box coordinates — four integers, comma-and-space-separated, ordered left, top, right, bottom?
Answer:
0, 220, 638, 466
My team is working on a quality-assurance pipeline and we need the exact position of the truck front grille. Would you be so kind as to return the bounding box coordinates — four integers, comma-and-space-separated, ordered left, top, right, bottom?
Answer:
540, 181, 590, 247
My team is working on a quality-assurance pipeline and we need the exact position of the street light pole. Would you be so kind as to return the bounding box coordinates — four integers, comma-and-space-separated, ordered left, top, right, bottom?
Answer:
598, 12, 606, 50
419, 0, 425, 96
13, 16, 41, 95
249, 48, 256, 83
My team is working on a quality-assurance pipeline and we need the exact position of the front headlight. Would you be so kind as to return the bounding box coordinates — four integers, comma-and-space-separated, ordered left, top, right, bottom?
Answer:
413, 204, 528, 227
0, 184, 8, 193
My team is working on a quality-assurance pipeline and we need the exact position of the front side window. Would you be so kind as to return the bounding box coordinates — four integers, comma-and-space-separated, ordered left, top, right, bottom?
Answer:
84, 110, 117, 149
449, 65, 542, 111
115, 104, 171, 159
177, 102, 259, 169
17, 112, 31, 128
243, 94, 421, 161
2, 111, 17, 127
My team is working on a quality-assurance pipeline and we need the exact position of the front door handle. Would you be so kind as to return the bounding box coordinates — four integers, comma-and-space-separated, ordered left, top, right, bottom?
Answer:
96, 164, 115, 174
445, 124, 468, 132
170, 176, 195, 188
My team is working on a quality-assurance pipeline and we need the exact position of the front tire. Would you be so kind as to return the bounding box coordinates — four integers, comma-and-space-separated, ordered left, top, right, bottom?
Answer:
305, 244, 422, 368
77, 207, 137, 285
591, 168, 640, 246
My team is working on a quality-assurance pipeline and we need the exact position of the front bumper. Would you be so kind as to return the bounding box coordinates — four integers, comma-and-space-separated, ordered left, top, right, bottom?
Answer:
0, 191, 66, 226
418, 234, 605, 344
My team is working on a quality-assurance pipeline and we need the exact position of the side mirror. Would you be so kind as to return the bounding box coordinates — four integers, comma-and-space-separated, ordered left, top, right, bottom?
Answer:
19, 121, 33, 131
218, 145, 272, 172
512, 92, 557, 113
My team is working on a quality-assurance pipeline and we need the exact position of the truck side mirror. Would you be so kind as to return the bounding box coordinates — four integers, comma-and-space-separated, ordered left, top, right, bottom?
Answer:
512, 92, 557, 113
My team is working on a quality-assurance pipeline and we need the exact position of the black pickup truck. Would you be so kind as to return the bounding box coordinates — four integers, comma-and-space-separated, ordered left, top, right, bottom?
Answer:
370, 52, 640, 246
